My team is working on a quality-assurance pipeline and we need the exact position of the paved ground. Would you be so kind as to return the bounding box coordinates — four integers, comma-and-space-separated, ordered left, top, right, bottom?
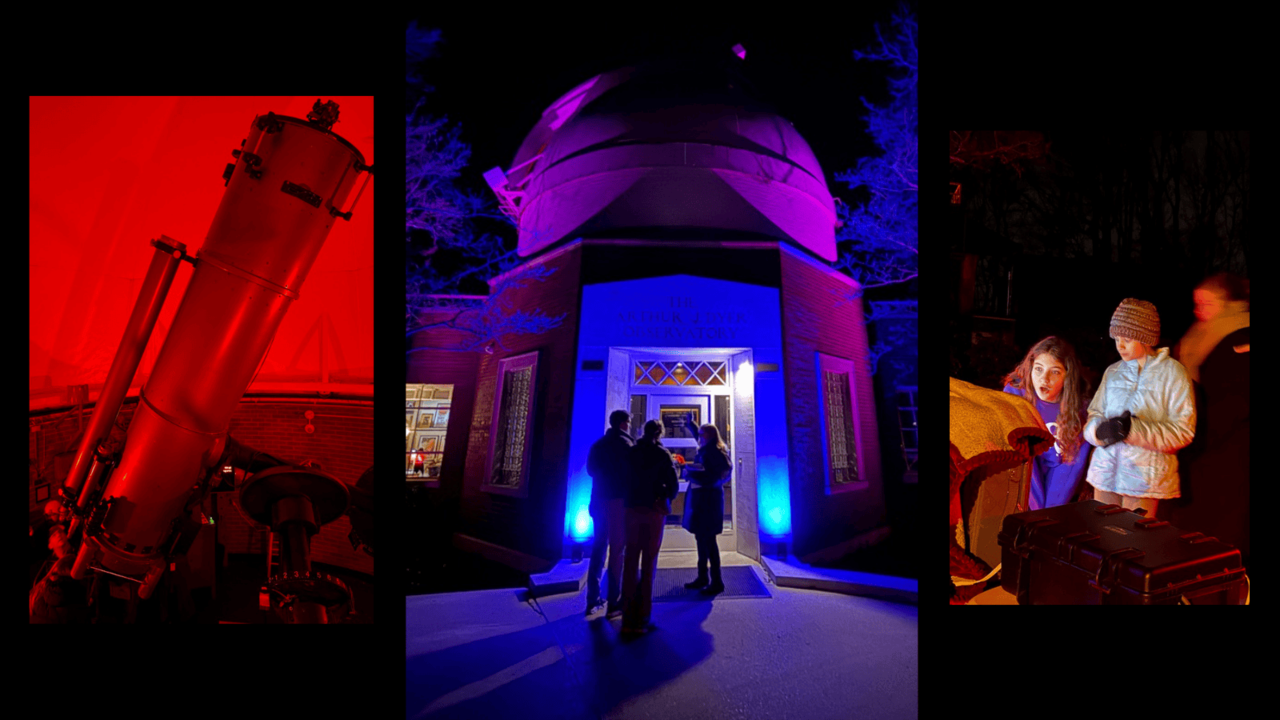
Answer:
407, 552, 917, 720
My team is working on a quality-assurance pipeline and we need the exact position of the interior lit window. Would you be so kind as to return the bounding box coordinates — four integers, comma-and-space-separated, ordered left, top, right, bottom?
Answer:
407, 384, 452, 481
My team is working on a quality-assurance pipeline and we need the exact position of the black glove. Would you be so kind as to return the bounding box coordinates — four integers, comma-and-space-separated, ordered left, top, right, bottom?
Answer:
1095, 410, 1132, 447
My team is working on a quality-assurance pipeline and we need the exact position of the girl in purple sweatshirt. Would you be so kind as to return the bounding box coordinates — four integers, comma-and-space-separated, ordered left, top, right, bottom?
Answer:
1001, 336, 1092, 510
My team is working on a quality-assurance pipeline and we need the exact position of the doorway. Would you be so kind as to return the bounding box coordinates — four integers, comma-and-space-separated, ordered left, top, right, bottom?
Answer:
611, 350, 744, 553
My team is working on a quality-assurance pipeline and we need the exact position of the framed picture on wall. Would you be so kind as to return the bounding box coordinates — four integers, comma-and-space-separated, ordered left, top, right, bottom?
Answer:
416, 433, 444, 453
434, 409, 450, 427
660, 406, 700, 439
417, 410, 435, 429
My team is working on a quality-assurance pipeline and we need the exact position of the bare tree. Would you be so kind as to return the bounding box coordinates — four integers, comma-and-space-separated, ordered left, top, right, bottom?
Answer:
950, 131, 1048, 175
833, 5, 918, 377
834, 6, 917, 298
405, 24, 564, 354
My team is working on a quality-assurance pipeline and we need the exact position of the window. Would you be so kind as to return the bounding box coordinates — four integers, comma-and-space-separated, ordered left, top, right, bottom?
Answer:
896, 386, 917, 483
816, 353, 867, 494
484, 351, 538, 497
633, 360, 726, 386
407, 384, 452, 482
629, 394, 647, 441
713, 395, 731, 449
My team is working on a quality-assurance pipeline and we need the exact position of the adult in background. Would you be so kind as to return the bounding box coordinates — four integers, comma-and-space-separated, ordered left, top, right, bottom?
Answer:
681, 424, 732, 595
585, 410, 634, 618
620, 420, 679, 635
1169, 273, 1250, 567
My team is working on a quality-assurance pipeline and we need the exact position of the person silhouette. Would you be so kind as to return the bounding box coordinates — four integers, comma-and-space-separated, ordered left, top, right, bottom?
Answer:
682, 424, 732, 595
585, 410, 633, 617
620, 420, 678, 634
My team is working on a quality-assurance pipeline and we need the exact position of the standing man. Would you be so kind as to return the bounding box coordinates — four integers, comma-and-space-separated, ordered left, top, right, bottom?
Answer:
585, 410, 634, 617
621, 420, 679, 634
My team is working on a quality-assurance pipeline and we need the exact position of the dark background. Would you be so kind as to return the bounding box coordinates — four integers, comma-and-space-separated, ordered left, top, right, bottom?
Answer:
413, 9, 904, 246
949, 130, 1250, 395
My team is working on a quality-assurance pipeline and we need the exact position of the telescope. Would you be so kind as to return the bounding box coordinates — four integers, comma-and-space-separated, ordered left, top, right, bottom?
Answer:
37, 100, 373, 623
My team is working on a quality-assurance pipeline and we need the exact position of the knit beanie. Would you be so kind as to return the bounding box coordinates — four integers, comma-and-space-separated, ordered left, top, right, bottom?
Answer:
1109, 298, 1160, 346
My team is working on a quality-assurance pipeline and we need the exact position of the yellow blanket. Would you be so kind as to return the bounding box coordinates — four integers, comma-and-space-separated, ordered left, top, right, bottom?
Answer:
949, 377, 1054, 490
950, 377, 1055, 602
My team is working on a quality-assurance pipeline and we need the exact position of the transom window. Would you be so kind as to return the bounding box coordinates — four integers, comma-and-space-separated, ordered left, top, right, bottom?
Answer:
633, 360, 726, 387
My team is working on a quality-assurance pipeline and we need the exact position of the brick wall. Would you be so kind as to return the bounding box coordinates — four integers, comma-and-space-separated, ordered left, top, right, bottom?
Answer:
408, 318, 480, 563
408, 324, 480, 498
28, 397, 372, 576
462, 244, 582, 568
778, 250, 885, 558
29, 401, 138, 514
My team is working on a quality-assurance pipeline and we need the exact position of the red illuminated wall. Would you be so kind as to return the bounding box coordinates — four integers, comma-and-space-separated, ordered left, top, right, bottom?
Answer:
218, 400, 373, 575
29, 398, 373, 575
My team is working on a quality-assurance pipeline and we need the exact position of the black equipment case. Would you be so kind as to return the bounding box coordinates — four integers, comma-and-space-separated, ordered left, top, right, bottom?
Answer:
999, 500, 1245, 605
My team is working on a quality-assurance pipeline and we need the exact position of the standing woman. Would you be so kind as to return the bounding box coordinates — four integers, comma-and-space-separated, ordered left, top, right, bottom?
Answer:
682, 424, 732, 595
620, 420, 680, 635
1169, 273, 1250, 566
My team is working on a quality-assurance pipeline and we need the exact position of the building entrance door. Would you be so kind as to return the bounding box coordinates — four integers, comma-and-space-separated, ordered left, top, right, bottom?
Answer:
649, 394, 708, 551
622, 353, 736, 554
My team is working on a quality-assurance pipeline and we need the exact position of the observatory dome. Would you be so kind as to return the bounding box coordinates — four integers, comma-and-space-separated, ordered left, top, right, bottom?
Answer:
501, 51, 838, 261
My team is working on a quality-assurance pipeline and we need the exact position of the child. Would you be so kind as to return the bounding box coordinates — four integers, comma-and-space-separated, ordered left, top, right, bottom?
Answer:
1001, 336, 1092, 510
1084, 298, 1196, 518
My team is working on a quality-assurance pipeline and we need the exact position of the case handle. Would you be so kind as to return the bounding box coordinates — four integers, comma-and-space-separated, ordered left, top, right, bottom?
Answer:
1089, 547, 1146, 596
1055, 531, 1100, 563
1010, 517, 1058, 558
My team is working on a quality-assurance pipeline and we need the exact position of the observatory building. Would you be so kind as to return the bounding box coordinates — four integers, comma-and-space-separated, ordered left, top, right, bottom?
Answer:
411, 50, 893, 572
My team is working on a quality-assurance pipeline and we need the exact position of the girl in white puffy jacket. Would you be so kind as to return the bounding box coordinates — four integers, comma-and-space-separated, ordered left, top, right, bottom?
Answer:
1084, 298, 1196, 519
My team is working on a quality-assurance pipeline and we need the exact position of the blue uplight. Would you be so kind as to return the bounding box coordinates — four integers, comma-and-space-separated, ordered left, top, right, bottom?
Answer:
573, 505, 592, 540
565, 466, 595, 542
757, 455, 792, 536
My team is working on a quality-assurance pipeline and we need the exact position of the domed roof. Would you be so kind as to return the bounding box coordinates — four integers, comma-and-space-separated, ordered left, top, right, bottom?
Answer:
502, 52, 837, 261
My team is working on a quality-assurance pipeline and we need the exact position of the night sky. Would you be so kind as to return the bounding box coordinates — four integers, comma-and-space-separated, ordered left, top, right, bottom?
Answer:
413, 8, 906, 215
